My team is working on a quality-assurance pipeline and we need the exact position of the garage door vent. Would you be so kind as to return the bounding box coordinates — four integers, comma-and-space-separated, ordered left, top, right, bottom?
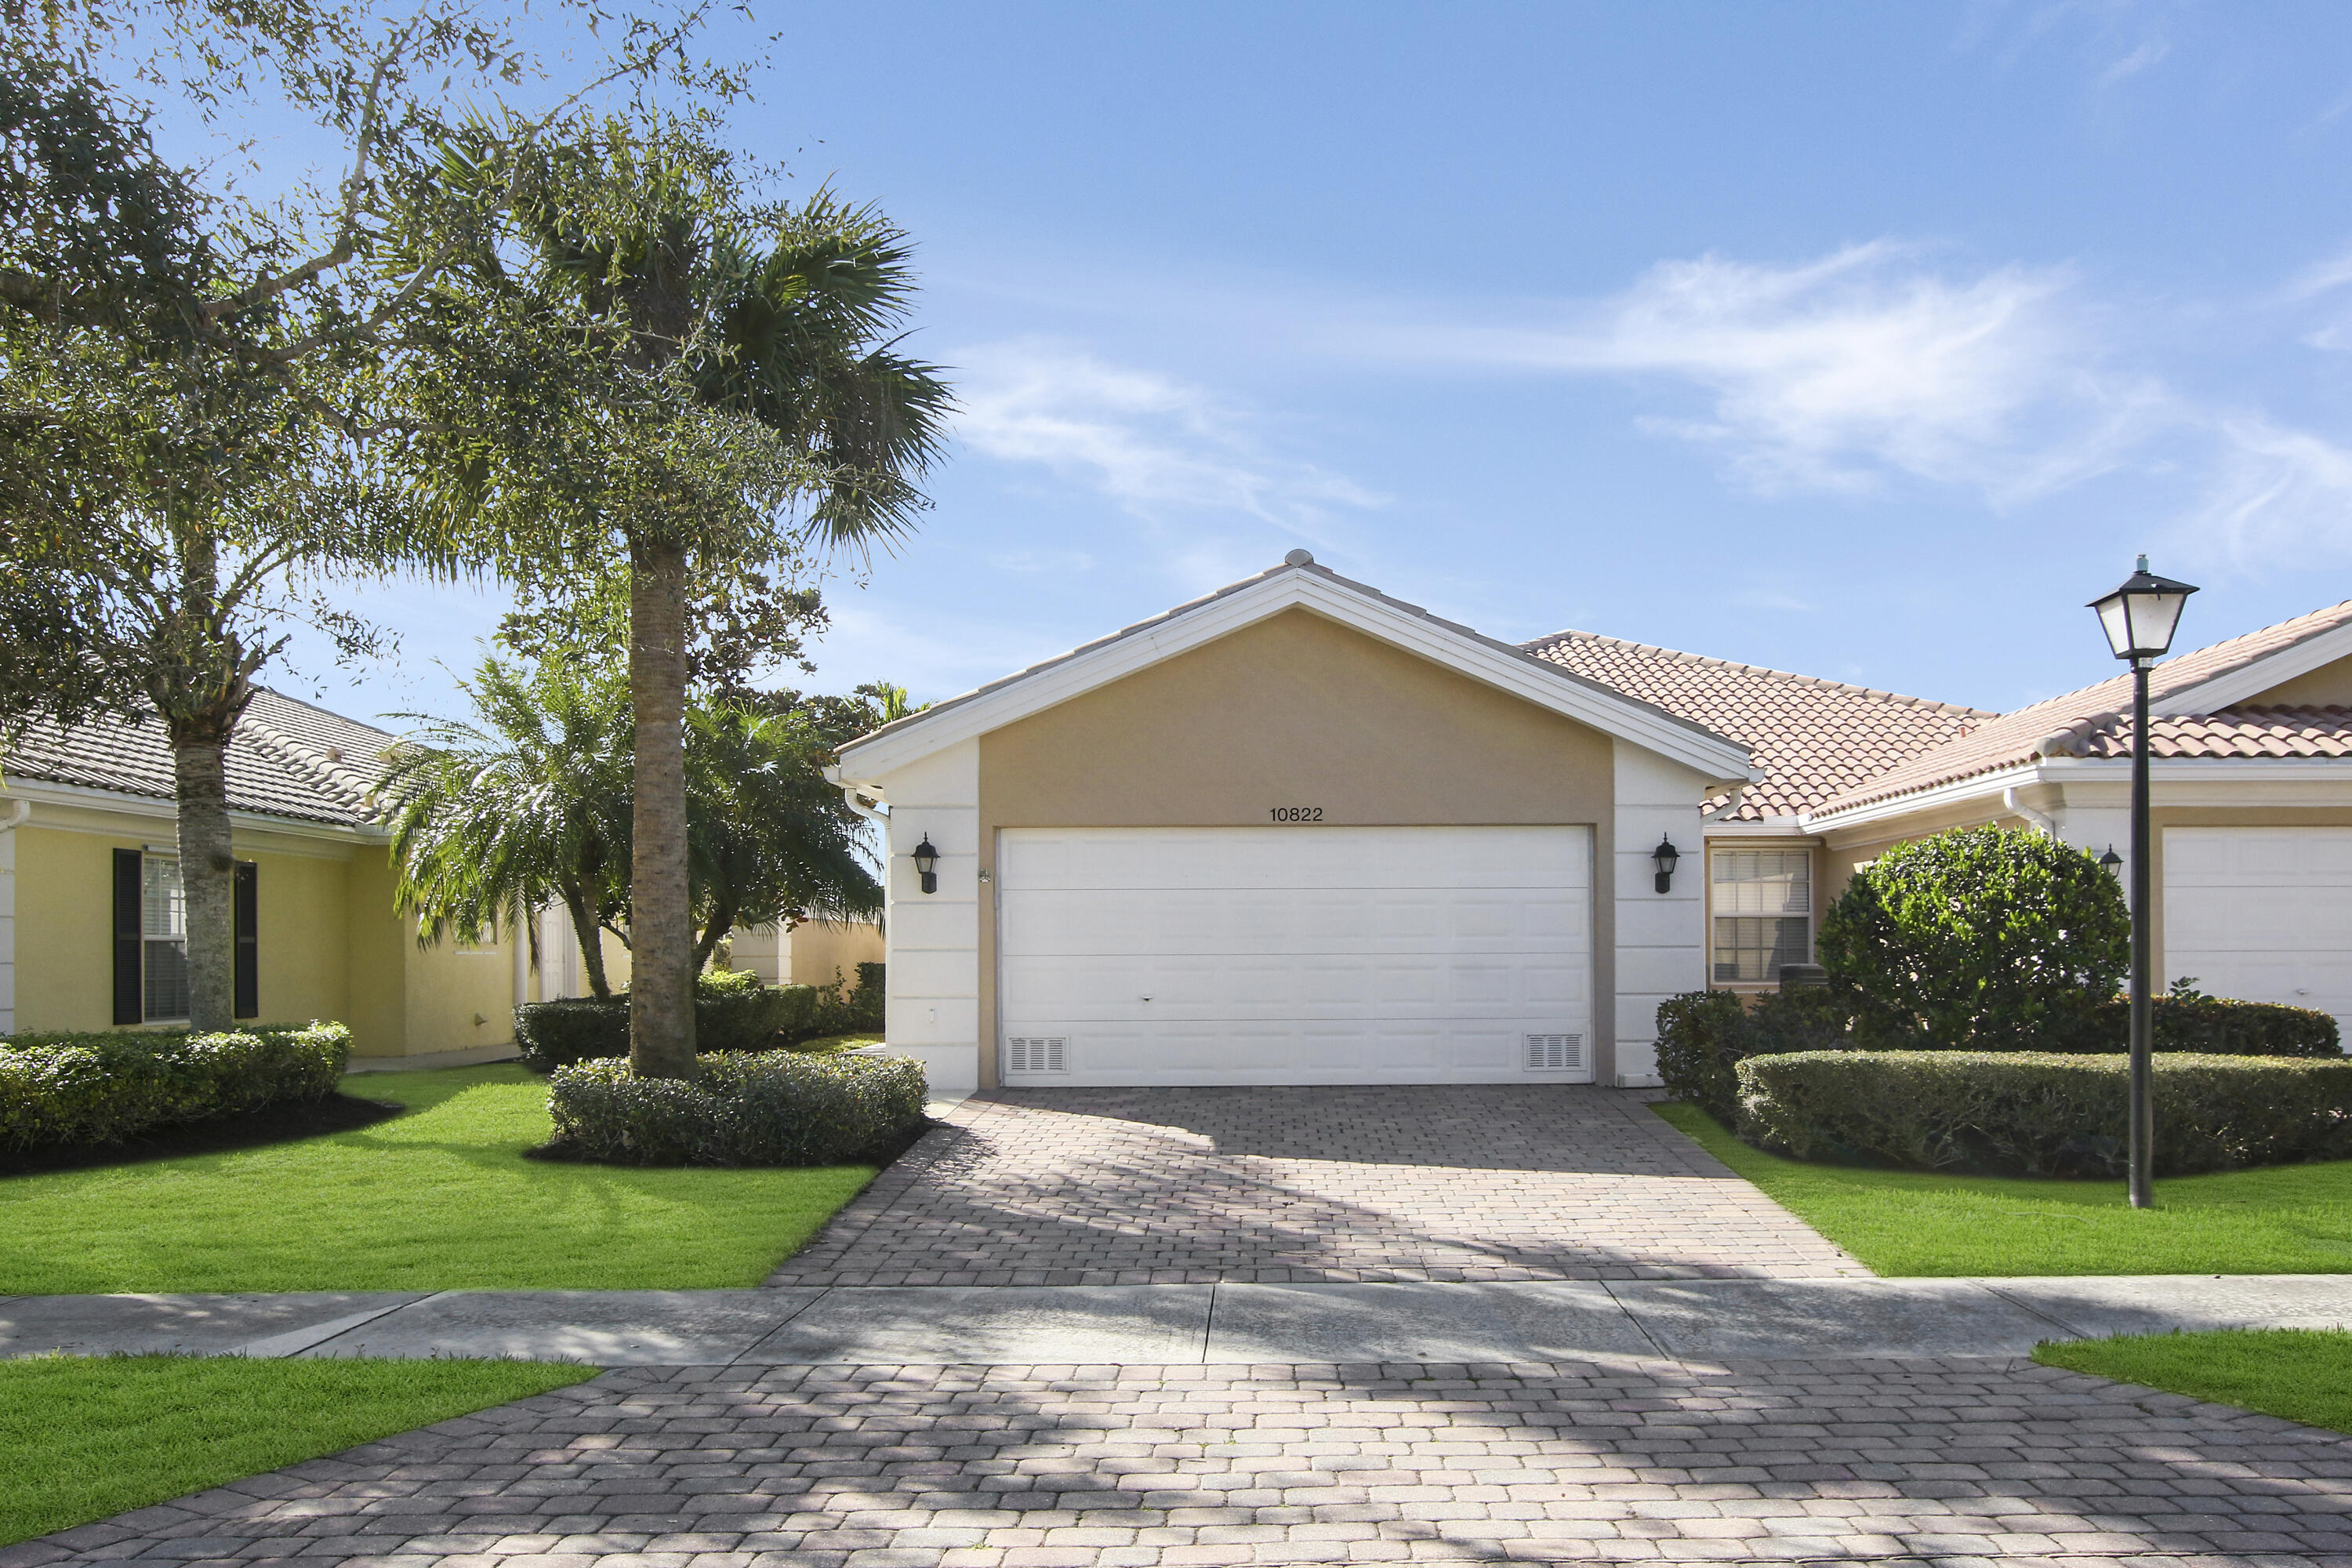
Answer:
1005, 1036, 1069, 1075
1524, 1033, 1583, 1072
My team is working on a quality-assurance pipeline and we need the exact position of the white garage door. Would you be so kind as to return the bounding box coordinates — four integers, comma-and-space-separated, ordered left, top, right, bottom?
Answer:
996, 825, 1594, 1086
2166, 827, 2352, 1027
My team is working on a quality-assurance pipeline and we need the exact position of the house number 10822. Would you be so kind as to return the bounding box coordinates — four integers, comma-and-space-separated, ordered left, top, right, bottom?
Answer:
1269, 806, 1323, 822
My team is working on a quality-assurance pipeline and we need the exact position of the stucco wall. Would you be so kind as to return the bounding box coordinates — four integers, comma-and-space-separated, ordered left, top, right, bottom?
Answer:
13, 822, 358, 1035
968, 608, 1621, 1088
728, 920, 884, 991
2243, 654, 2352, 708
0, 815, 13, 1034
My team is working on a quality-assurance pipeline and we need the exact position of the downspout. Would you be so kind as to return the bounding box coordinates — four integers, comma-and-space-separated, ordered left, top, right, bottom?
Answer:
2003, 787, 2060, 839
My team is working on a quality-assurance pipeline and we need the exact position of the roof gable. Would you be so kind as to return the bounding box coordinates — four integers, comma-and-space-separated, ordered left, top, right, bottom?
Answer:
835, 556, 1758, 784
1812, 597, 2352, 819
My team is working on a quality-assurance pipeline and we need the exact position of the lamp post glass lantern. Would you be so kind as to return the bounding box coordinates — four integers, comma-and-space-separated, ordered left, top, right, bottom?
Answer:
2086, 554, 2198, 1211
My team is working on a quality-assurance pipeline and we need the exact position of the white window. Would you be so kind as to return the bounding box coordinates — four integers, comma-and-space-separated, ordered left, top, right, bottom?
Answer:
142, 854, 191, 1021
1712, 849, 1810, 983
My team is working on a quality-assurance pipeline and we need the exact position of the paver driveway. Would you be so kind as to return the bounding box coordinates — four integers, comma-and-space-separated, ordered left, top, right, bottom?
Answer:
769, 1087, 1861, 1287
24, 1355, 2352, 1566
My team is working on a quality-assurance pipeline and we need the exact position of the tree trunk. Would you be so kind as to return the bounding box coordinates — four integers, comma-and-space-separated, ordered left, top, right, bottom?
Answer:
626, 535, 697, 1076
692, 897, 736, 975
172, 736, 237, 1032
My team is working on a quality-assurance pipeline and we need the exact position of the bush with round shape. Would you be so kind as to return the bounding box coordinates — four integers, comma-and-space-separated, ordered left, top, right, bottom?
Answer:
542, 1047, 927, 1166
1737, 1049, 2352, 1178
1817, 826, 2128, 1052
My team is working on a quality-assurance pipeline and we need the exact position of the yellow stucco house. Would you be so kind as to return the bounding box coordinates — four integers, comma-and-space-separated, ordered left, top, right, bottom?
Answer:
0, 691, 883, 1058
831, 551, 2352, 1095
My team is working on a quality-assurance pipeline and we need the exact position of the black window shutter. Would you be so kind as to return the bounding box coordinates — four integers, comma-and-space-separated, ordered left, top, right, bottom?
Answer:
234, 861, 259, 1019
112, 848, 143, 1025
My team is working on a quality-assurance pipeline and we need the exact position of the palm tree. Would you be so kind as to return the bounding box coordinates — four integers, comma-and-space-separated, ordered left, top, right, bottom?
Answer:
381, 659, 633, 999
684, 700, 882, 971
395, 122, 949, 1078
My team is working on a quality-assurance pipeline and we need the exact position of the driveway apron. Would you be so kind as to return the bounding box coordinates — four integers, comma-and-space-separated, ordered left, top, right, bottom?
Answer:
768, 1085, 1865, 1287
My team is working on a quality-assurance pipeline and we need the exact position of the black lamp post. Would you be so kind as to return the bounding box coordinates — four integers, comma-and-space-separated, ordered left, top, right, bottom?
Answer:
2087, 555, 2198, 1210
912, 835, 940, 895
1652, 834, 1680, 895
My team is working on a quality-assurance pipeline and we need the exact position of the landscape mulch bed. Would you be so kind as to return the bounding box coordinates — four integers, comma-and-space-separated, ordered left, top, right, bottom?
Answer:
0, 1094, 405, 1178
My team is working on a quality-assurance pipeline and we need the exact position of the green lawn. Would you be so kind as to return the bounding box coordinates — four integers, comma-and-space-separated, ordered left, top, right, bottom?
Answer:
0, 1066, 880, 1293
2037, 1330, 2352, 1434
0, 1354, 596, 1547
1656, 1102, 2352, 1276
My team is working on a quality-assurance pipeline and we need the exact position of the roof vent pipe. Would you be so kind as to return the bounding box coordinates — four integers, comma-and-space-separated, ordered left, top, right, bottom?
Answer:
2002, 786, 2060, 839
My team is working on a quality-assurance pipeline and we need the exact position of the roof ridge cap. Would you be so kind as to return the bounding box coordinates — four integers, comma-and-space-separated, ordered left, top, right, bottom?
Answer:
1523, 627, 1993, 717
236, 716, 379, 814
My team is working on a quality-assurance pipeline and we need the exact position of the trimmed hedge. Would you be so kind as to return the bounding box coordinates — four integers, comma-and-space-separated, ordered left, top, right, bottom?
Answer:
513, 977, 821, 1071
1656, 988, 2341, 1126
2105, 993, 2341, 1058
0, 1022, 352, 1152
542, 1048, 927, 1167
1737, 1050, 2352, 1178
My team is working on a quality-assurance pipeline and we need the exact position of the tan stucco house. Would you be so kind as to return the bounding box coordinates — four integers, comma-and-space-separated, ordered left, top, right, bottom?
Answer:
833, 552, 2352, 1095
0, 691, 880, 1057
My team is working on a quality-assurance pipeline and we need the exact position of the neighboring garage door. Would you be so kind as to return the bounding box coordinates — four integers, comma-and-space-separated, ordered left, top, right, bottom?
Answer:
2166, 827, 2352, 1029
996, 825, 1594, 1087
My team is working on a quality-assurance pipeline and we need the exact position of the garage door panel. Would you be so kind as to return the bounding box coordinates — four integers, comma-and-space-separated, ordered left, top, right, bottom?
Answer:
2165, 827, 2352, 1028
999, 826, 1594, 1085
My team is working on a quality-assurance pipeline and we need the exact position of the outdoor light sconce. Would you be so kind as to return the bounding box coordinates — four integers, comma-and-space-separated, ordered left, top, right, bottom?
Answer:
912, 835, 940, 895
2099, 845, 2123, 877
1652, 833, 1680, 895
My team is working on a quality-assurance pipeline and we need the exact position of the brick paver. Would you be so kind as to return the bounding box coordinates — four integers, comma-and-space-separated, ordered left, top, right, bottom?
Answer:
17, 1356, 2351, 1566
770, 1087, 1861, 1287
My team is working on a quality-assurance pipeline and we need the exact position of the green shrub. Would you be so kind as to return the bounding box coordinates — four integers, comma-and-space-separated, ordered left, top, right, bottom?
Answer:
1737, 1050, 2352, 1178
2129, 992, 2340, 1058
513, 977, 820, 1070
1654, 988, 1851, 1123
1819, 826, 2128, 1051
0, 1023, 352, 1152
543, 1047, 927, 1166
803, 962, 884, 1040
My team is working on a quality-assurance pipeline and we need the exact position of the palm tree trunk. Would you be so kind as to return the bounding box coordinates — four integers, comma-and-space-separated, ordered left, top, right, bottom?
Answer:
171, 735, 236, 1032
626, 535, 697, 1077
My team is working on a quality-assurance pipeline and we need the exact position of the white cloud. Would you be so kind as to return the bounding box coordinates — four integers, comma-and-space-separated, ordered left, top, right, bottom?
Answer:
2174, 416, 2352, 564
951, 339, 1384, 535
1352, 242, 2154, 503
2097, 35, 2170, 87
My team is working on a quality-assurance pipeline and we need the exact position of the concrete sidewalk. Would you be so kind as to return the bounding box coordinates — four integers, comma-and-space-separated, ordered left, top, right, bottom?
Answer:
5, 1274, 2349, 1367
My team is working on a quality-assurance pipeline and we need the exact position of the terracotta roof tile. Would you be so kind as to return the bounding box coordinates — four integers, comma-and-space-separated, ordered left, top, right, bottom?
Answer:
1812, 598, 2352, 818
2042, 705, 2352, 760
1523, 631, 1990, 820
5, 691, 396, 828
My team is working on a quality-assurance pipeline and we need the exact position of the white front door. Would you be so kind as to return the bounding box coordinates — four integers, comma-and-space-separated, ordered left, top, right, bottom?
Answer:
2165, 826, 2352, 1027
996, 825, 1595, 1086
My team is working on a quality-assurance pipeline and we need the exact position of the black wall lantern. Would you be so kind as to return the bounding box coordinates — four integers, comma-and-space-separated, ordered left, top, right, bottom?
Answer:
912, 834, 940, 895
2099, 845, 2122, 877
1652, 833, 1680, 895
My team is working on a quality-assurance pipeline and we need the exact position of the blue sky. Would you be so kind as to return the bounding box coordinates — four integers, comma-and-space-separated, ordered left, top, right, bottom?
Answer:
206, 2, 2352, 725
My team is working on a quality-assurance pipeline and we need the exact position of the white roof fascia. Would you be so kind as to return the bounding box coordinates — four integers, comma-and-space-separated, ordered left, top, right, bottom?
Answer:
1700, 817, 1820, 840
1808, 753, 2352, 833
0, 777, 386, 844
836, 567, 1755, 785
1799, 760, 2047, 833
2151, 618, 2352, 715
